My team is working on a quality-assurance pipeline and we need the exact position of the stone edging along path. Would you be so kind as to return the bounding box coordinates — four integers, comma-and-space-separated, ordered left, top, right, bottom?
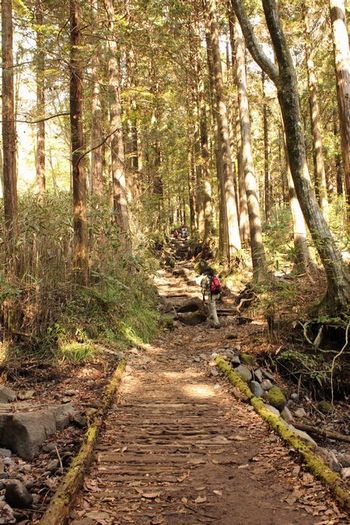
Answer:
215, 356, 350, 513
39, 360, 126, 525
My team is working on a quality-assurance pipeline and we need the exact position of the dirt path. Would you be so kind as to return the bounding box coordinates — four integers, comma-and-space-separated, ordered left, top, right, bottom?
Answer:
70, 268, 347, 525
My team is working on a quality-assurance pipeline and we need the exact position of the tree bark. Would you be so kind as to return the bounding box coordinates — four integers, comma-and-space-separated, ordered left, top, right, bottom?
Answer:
90, 0, 104, 196
262, 72, 271, 221
104, 0, 130, 241
35, 0, 46, 195
233, 14, 267, 282
203, 0, 241, 262
70, 0, 88, 285
231, 0, 350, 312
330, 0, 350, 221
2, 0, 18, 259
304, 5, 328, 217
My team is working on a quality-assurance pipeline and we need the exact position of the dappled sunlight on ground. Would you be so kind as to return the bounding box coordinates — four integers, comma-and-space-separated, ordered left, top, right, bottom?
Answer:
182, 382, 217, 399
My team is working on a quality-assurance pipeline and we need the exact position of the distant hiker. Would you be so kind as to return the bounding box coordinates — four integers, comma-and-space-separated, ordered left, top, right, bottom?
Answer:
180, 225, 188, 239
199, 266, 221, 328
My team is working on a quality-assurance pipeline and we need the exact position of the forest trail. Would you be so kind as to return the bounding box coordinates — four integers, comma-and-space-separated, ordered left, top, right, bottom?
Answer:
69, 264, 346, 525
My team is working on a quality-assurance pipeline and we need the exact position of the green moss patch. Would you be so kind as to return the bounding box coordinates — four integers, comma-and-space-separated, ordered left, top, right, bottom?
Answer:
215, 356, 350, 513
267, 386, 287, 410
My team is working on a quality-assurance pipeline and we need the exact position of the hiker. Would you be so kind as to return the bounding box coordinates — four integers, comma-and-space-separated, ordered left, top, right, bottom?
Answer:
180, 225, 188, 239
200, 266, 221, 328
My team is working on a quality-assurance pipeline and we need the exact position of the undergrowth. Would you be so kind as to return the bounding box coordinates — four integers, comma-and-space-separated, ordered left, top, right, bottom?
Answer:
0, 192, 160, 363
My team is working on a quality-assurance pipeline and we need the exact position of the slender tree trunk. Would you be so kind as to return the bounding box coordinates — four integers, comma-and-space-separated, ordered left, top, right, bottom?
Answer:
104, 0, 129, 240
70, 0, 88, 285
282, 130, 311, 271
262, 72, 271, 221
330, 0, 350, 221
205, 30, 227, 256
2, 0, 17, 259
35, 0, 45, 195
333, 108, 344, 196
90, 0, 104, 196
203, 0, 241, 261
304, 5, 328, 216
233, 14, 267, 281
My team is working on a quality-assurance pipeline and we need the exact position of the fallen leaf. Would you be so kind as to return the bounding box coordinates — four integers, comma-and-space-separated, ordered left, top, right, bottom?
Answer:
151, 516, 165, 524
122, 446, 128, 453
177, 472, 190, 482
140, 491, 161, 499
181, 497, 188, 504
195, 496, 207, 504
230, 435, 247, 441
86, 511, 111, 523
213, 490, 222, 496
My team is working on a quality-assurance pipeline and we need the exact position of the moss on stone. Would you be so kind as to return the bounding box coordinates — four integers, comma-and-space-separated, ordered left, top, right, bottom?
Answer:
266, 386, 287, 410
217, 357, 350, 513
240, 353, 256, 366
318, 400, 333, 414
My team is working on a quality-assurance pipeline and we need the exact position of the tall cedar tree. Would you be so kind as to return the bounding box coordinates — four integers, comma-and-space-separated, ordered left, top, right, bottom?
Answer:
2, 0, 18, 260
70, 0, 89, 285
231, 0, 350, 312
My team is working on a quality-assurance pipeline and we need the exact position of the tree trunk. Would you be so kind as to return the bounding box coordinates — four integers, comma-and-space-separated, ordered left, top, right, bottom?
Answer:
203, 0, 241, 262
2, 0, 18, 259
90, 0, 104, 196
205, 29, 227, 257
35, 0, 45, 195
233, 14, 267, 281
70, 0, 88, 285
231, 0, 350, 312
304, 5, 328, 216
333, 108, 344, 196
262, 72, 271, 221
104, 0, 129, 241
283, 132, 312, 272
330, 0, 350, 221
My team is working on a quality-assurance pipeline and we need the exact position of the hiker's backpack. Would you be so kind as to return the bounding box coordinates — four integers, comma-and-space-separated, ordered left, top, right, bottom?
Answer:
210, 275, 222, 296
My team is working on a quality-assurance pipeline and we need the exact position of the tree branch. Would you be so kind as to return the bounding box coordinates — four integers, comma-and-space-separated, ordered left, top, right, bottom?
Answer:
77, 126, 122, 165
0, 112, 70, 124
229, 0, 279, 84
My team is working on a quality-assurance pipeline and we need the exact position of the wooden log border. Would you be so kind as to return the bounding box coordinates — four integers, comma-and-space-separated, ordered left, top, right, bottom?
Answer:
40, 359, 126, 525
215, 356, 350, 513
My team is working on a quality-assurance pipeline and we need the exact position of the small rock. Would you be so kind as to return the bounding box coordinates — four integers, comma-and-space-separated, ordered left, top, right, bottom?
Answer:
230, 356, 241, 368
0, 473, 9, 480
265, 404, 280, 417
341, 467, 350, 480
235, 365, 252, 383
294, 408, 307, 418
3, 458, 12, 467
254, 369, 263, 383
0, 449, 11, 458
199, 354, 207, 360
210, 368, 219, 377
64, 390, 76, 397
0, 386, 16, 403
0, 501, 16, 524
317, 447, 342, 472
240, 353, 256, 366
318, 400, 332, 414
250, 381, 263, 398
286, 424, 317, 447
290, 393, 299, 401
261, 379, 273, 391
193, 357, 201, 363
211, 352, 218, 359
42, 443, 57, 453
267, 386, 287, 410
262, 369, 275, 382
5, 479, 33, 508
281, 406, 294, 423
337, 453, 350, 468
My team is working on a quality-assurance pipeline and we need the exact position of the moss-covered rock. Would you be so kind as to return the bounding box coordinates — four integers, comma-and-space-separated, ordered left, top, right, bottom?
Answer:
240, 353, 256, 366
318, 400, 333, 414
267, 386, 287, 410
